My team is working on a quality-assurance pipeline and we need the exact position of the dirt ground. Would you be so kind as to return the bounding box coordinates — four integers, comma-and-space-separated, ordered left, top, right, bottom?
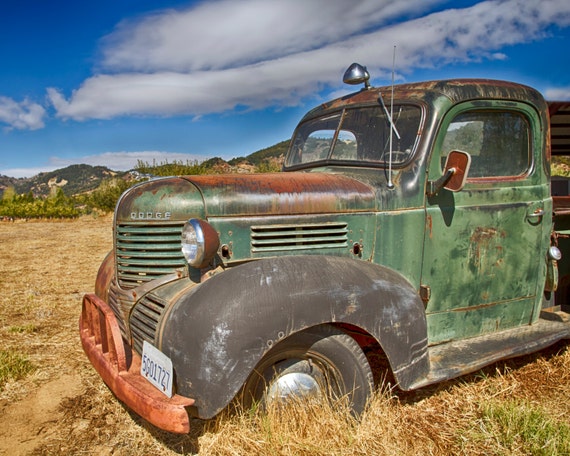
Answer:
0, 216, 134, 455
0, 217, 569, 455
0, 217, 212, 455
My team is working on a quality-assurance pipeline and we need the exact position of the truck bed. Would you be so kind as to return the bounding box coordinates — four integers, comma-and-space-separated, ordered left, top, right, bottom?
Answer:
553, 196, 570, 232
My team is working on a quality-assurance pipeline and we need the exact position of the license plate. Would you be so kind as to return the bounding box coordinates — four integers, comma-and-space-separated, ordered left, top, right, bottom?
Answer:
141, 341, 173, 398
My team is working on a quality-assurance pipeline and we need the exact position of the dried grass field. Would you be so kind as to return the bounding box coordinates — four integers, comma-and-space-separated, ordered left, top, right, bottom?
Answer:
1, 216, 570, 455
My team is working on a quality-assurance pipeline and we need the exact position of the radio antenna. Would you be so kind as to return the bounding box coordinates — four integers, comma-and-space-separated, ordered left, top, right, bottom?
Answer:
387, 45, 397, 189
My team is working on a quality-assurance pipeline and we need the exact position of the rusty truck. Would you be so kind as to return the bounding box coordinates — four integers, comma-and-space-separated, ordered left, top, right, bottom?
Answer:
80, 63, 570, 433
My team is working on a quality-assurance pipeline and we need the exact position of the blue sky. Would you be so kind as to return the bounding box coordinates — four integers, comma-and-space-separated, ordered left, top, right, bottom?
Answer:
1, 0, 569, 178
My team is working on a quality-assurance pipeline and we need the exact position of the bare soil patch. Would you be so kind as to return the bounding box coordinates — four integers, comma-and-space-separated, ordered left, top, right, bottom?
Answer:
0, 217, 569, 455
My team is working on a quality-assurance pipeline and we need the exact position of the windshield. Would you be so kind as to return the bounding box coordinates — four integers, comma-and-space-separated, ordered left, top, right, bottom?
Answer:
286, 105, 422, 168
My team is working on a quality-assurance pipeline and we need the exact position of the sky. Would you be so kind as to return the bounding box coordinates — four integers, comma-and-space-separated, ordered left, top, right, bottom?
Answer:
1, 0, 570, 178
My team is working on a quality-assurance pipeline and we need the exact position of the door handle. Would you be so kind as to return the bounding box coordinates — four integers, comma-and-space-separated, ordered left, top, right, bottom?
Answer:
527, 208, 544, 221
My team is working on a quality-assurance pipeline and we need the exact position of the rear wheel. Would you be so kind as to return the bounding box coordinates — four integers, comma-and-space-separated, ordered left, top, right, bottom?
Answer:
241, 325, 374, 414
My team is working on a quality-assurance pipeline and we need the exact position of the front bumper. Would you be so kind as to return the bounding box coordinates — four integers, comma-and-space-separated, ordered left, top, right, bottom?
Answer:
79, 293, 195, 433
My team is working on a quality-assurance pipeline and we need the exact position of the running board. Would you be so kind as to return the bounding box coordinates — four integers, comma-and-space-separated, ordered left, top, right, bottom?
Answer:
408, 317, 570, 390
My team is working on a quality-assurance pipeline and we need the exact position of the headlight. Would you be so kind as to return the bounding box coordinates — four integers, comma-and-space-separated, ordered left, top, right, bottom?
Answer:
181, 219, 220, 268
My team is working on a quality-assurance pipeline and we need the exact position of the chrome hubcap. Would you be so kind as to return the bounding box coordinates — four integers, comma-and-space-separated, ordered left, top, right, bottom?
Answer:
266, 372, 322, 403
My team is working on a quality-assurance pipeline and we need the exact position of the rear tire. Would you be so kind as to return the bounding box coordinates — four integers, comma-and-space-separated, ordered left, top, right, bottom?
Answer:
241, 325, 374, 414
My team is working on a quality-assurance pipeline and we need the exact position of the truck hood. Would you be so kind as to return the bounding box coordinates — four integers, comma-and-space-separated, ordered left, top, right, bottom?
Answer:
182, 172, 376, 217
115, 172, 376, 222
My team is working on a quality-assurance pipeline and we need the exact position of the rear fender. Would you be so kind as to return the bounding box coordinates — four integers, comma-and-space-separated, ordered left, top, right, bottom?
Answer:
161, 255, 428, 419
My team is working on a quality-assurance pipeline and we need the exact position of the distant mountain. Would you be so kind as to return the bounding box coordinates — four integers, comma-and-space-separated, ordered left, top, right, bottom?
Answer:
0, 140, 290, 198
0, 175, 22, 194
0, 164, 126, 198
229, 140, 289, 166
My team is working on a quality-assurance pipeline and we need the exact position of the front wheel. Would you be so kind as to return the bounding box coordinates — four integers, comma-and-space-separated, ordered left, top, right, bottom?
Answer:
241, 325, 374, 414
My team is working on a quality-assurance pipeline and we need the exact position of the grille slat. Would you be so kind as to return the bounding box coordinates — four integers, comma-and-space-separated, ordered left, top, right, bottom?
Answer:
107, 283, 127, 339
251, 222, 348, 253
130, 293, 168, 353
117, 233, 182, 243
116, 273, 163, 284
116, 222, 186, 288
117, 247, 183, 254
118, 256, 185, 266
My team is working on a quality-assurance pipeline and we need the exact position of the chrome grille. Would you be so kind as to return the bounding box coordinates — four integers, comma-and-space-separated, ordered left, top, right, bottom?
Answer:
116, 222, 186, 288
251, 222, 348, 253
130, 293, 168, 354
107, 282, 128, 340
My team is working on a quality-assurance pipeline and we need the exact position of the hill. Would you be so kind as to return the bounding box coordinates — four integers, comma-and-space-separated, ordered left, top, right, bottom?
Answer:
0, 139, 290, 198
0, 164, 125, 198
229, 140, 289, 166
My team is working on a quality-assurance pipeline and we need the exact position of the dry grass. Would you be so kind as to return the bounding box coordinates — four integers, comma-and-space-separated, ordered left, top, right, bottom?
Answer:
0, 216, 569, 455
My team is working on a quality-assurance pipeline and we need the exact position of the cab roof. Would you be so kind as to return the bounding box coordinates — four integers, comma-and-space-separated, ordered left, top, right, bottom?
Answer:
305, 78, 547, 119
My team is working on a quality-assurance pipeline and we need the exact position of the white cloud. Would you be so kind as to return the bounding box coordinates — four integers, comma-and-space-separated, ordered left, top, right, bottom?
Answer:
0, 96, 46, 130
544, 87, 570, 100
48, 0, 570, 121
0, 166, 56, 179
100, 0, 439, 73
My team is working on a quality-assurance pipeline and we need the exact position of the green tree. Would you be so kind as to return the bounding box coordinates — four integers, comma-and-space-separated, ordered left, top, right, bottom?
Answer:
88, 178, 134, 212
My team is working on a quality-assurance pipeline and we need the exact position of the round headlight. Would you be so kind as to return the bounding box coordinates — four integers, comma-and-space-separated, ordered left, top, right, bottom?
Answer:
181, 219, 220, 268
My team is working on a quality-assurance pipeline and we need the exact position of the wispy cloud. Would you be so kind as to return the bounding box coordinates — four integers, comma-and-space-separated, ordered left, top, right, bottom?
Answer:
1, 166, 58, 179
47, 0, 570, 122
545, 87, 570, 100
0, 96, 46, 131
99, 0, 439, 73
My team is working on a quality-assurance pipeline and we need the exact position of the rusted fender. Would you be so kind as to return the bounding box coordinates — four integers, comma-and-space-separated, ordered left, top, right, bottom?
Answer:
160, 255, 429, 419
94, 250, 114, 302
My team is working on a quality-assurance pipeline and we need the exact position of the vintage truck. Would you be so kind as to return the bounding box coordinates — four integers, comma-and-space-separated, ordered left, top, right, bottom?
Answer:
80, 63, 570, 433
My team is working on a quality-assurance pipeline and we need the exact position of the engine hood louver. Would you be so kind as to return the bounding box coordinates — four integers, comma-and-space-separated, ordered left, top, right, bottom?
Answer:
251, 222, 348, 253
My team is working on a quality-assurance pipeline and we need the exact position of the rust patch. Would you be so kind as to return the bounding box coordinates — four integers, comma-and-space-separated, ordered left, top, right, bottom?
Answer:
468, 227, 505, 274
426, 214, 433, 239
185, 172, 373, 195
184, 172, 377, 216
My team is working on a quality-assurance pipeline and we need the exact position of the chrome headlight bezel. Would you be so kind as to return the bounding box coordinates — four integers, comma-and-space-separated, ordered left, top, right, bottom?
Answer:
181, 218, 220, 268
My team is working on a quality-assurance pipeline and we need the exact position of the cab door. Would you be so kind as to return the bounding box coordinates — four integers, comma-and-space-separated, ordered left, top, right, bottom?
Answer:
421, 101, 551, 344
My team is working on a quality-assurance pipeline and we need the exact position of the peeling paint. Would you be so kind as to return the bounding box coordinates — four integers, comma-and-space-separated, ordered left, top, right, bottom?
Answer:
201, 322, 232, 383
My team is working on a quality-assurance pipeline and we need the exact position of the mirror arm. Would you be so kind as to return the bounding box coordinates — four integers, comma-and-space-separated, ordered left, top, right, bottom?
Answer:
427, 167, 456, 197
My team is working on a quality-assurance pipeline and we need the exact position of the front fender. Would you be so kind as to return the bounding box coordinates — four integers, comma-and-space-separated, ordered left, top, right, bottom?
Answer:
161, 255, 428, 418
95, 250, 114, 302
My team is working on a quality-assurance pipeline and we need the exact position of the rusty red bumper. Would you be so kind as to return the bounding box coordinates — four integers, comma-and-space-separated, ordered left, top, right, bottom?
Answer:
79, 293, 195, 434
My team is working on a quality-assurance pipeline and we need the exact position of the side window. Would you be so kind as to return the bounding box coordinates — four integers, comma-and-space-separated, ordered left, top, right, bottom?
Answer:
441, 111, 530, 178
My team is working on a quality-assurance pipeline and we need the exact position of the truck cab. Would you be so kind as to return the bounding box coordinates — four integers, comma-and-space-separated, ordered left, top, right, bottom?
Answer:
80, 64, 570, 433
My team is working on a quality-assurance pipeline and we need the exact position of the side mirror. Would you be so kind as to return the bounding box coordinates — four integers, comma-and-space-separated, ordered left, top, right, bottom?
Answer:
428, 150, 471, 197
443, 150, 471, 192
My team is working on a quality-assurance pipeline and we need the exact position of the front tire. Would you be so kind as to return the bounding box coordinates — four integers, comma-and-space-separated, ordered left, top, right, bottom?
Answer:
241, 325, 374, 414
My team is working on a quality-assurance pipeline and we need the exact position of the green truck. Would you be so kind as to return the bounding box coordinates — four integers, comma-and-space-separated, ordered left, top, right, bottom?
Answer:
80, 63, 570, 433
